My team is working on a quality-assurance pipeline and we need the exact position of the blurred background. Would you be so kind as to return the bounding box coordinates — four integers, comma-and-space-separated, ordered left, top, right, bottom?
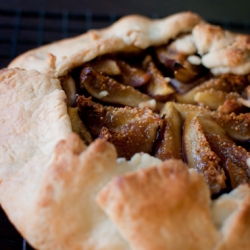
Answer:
2, 0, 250, 22
0, 0, 250, 249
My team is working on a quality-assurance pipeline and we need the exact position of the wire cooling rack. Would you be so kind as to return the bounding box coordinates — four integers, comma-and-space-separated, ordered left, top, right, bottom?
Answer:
0, 8, 250, 250
0, 9, 120, 69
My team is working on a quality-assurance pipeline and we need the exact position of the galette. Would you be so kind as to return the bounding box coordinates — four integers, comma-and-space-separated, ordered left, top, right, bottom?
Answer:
1, 11, 250, 250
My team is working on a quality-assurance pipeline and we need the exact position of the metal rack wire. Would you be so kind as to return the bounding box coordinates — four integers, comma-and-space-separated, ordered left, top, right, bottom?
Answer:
0, 9, 120, 69
0, 8, 250, 250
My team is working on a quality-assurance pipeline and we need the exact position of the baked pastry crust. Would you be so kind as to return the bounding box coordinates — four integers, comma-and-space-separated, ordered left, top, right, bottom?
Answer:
211, 185, 250, 250
97, 162, 250, 250
0, 68, 71, 181
0, 130, 161, 249
97, 160, 220, 250
1, 11, 250, 250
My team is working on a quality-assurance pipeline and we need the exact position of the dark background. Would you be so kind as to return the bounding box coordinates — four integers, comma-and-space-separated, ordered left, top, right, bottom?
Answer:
1, 1, 250, 249
2, 0, 250, 23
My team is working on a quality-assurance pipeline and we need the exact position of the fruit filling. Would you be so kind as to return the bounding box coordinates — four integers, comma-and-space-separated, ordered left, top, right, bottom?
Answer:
62, 38, 250, 196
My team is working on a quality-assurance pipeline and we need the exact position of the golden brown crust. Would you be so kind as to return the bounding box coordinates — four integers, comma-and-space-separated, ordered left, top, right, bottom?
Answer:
0, 130, 163, 249
193, 23, 250, 75
211, 185, 250, 250
0, 68, 71, 181
0, 134, 130, 250
97, 161, 250, 250
97, 160, 221, 250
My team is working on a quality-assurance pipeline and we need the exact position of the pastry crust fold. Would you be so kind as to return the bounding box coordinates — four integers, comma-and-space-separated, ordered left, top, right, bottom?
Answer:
97, 160, 221, 250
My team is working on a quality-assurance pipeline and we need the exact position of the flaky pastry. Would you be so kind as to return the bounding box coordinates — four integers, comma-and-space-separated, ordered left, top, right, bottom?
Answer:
0, 68, 71, 181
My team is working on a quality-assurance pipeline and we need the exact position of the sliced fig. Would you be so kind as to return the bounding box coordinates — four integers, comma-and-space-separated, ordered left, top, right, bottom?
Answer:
175, 74, 249, 104
236, 86, 250, 108
76, 96, 106, 136
174, 61, 201, 83
80, 67, 151, 107
153, 102, 182, 160
60, 75, 76, 106
155, 45, 183, 73
172, 102, 250, 142
77, 96, 162, 159
194, 89, 228, 110
143, 55, 174, 101
85, 58, 121, 75
170, 75, 209, 94
170, 102, 212, 120
197, 115, 250, 187
217, 93, 243, 114
116, 59, 151, 87
224, 158, 249, 189
67, 107, 93, 145
183, 113, 226, 195
213, 112, 250, 142
155, 45, 202, 83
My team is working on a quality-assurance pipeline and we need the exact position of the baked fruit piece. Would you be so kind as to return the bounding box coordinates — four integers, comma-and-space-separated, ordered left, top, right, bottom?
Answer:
1, 11, 250, 249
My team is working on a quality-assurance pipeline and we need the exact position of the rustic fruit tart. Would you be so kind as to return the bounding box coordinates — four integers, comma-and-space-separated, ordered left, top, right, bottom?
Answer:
1, 11, 250, 250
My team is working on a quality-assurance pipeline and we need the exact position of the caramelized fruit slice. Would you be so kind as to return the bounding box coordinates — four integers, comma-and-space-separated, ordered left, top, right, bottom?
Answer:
85, 58, 121, 75
199, 116, 250, 188
80, 67, 151, 107
194, 90, 243, 113
153, 102, 182, 160
67, 107, 93, 145
116, 59, 151, 87
170, 75, 209, 94
217, 93, 243, 114
142, 55, 174, 101
224, 158, 249, 189
155, 45, 183, 72
172, 102, 250, 142
60, 75, 76, 106
175, 74, 249, 104
174, 61, 201, 83
77, 96, 162, 159
155, 46, 202, 83
77, 96, 115, 136
238, 85, 250, 108
194, 89, 228, 110
183, 113, 226, 195
213, 112, 250, 142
